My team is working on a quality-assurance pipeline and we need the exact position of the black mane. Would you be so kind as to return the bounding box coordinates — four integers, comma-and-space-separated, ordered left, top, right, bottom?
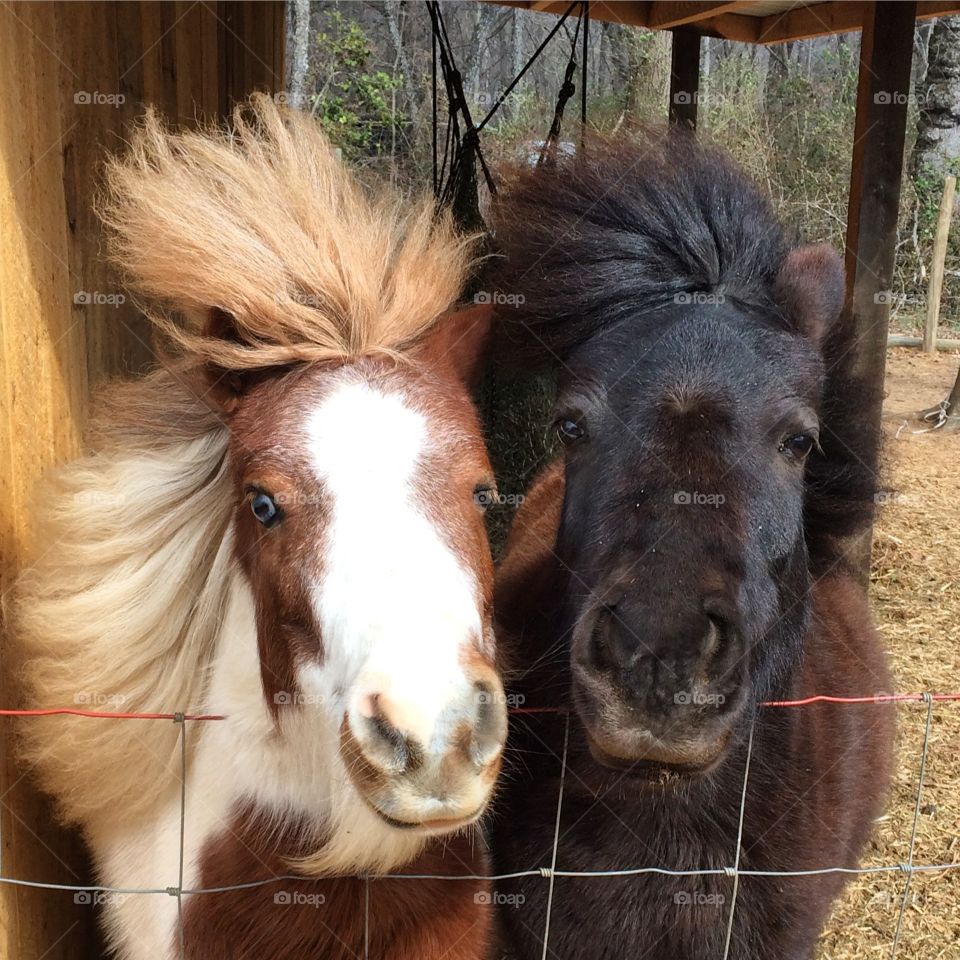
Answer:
490, 130, 793, 359
489, 129, 879, 571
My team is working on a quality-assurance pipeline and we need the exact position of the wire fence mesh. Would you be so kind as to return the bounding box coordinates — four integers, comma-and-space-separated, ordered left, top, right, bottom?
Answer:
1, 695, 957, 959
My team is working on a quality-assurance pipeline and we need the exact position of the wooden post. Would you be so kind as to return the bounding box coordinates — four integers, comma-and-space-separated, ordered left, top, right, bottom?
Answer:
0, 5, 284, 957
669, 29, 701, 129
843, 0, 917, 580
924, 174, 956, 353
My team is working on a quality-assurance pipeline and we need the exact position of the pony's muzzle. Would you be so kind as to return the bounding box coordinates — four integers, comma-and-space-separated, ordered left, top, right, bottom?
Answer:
341, 667, 507, 830
571, 591, 748, 771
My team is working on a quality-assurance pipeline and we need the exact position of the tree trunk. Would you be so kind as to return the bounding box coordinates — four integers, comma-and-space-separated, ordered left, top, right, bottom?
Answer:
286, 0, 311, 110
383, 0, 419, 124
511, 9, 525, 119
911, 15, 960, 177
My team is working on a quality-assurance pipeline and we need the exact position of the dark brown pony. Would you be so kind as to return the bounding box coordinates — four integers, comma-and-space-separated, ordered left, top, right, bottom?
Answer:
487, 133, 894, 959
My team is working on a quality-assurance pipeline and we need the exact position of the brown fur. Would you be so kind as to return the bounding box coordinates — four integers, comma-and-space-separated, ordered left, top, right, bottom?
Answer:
183, 805, 492, 960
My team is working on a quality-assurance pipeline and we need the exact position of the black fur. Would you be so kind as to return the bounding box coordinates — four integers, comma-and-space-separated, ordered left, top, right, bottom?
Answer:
488, 132, 893, 960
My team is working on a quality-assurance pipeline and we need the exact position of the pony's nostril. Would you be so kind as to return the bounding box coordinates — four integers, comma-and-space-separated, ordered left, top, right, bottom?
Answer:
353, 694, 417, 774
470, 681, 507, 768
588, 605, 633, 670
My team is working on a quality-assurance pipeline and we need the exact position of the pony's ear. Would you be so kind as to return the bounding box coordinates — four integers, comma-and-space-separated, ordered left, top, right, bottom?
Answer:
194, 307, 247, 414
774, 244, 846, 349
412, 301, 493, 389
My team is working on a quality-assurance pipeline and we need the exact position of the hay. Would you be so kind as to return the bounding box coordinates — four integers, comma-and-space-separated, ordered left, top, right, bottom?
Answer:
818, 348, 960, 959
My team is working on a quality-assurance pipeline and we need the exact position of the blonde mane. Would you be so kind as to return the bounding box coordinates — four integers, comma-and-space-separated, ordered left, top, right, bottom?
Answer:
14, 95, 477, 829
100, 92, 476, 371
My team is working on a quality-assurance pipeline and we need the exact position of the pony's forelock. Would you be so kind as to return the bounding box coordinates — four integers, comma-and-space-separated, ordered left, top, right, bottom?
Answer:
100, 93, 478, 372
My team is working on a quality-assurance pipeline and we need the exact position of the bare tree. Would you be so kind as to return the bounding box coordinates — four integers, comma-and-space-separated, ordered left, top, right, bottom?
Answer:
287, 0, 312, 110
911, 15, 960, 177
382, 0, 420, 122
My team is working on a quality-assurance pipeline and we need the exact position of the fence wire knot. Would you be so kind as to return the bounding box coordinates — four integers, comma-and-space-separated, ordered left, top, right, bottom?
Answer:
722, 866, 737, 878
166, 886, 181, 897
172, 712, 185, 724
538, 867, 554, 879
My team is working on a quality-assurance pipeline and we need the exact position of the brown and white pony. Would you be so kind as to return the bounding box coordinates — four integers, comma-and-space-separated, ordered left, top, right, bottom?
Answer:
14, 96, 506, 960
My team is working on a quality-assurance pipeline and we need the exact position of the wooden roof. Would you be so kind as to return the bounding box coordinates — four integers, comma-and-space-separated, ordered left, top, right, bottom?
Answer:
493, 1, 960, 44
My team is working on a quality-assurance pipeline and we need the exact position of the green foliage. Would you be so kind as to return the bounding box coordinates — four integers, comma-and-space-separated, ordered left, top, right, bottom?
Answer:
309, 11, 406, 157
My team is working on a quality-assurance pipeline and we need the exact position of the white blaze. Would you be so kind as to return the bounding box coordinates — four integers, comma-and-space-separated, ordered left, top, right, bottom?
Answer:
305, 379, 482, 745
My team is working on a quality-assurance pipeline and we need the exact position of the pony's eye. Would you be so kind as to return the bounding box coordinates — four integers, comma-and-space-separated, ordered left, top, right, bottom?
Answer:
474, 484, 498, 511
250, 491, 282, 527
556, 418, 586, 445
779, 434, 815, 461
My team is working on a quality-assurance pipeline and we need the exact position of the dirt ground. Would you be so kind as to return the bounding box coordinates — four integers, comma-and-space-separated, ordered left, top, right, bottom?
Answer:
818, 348, 960, 959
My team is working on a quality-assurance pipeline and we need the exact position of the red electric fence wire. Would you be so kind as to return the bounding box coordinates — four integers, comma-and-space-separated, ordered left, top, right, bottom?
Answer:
0, 694, 958, 721
0, 709, 225, 720
512, 693, 960, 715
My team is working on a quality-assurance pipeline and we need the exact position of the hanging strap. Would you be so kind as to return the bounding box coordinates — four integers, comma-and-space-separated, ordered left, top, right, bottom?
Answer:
539, 2, 586, 166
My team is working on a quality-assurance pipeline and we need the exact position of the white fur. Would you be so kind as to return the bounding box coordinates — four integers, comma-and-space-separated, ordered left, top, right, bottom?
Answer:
306, 380, 483, 744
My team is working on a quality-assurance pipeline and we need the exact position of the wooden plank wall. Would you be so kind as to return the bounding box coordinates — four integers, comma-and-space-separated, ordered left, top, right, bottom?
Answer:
0, 3, 284, 956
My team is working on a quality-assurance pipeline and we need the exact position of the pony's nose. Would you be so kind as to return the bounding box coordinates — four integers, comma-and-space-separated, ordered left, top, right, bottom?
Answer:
350, 677, 507, 777
587, 598, 740, 688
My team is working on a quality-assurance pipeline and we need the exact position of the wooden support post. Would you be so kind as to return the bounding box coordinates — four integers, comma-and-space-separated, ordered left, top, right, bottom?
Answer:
843, 0, 917, 580
924, 174, 956, 353
0, 5, 285, 957
669, 30, 702, 129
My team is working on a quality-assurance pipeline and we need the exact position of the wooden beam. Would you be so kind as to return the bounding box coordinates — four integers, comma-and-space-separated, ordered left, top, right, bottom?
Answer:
757, 1, 868, 44
649, 1, 752, 30
669, 30, 702, 129
758, 0, 960, 45
494, 0, 960, 43
492, 1, 761, 39
842, 0, 917, 577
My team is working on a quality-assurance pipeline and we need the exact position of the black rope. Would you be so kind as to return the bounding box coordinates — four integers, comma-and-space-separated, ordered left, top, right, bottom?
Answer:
427, 0, 591, 223
581, 1, 589, 131
538, 1, 585, 166
427, 0, 492, 232
475, 1, 579, 133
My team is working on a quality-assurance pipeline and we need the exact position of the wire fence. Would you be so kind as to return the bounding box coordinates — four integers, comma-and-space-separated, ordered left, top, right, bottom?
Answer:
1, 694, 958, 959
